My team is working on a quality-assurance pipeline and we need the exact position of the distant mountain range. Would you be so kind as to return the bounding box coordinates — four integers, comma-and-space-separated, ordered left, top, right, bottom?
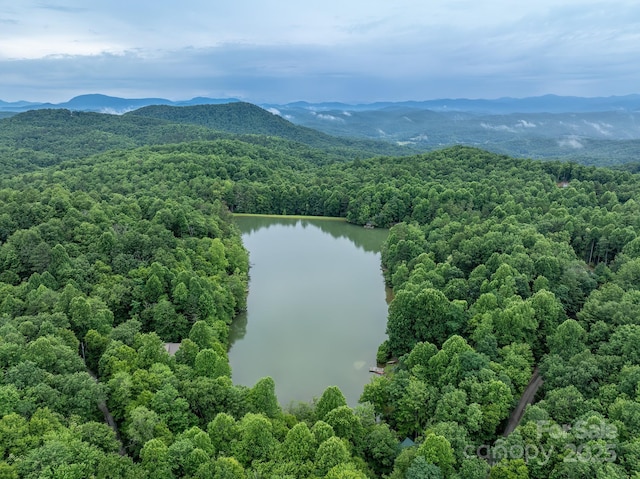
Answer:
268, 94, 640, 114
2, 93, 640, 115
2, 93, 640, 165
0, 94, 241, 114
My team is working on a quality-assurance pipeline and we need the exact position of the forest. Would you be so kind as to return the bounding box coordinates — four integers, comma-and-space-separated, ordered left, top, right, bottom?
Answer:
1, 105, 640, 478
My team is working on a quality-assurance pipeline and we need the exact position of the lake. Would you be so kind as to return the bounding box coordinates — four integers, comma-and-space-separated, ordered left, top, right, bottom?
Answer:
228, 215, 390, 406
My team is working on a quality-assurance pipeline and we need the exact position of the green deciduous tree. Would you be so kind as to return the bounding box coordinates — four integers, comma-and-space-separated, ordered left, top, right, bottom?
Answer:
311, 420, 335, 445
153, 298, 189, 342
140, 438, 173, 479
126, 406, 171, 457
234, 413, 276, 465
279, 422, 316, 462
315, 385, 347, 421
247, 376, 280, 418
194, 348, 231, 379
364, 423, 399, 475
207, 413, 237, 457
325, 462, 368, 479
547, 319, 587, 360
416, 432, 455, 476
407, 456, 442, 479
324, 405, 365, 449
489, 459, 529, 479
315, 436, 350, 476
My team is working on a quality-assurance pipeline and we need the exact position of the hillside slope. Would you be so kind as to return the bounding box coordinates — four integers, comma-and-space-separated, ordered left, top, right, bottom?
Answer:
0, 106, 414, 175
0, 109, 230, 172
127, 102, 414, 156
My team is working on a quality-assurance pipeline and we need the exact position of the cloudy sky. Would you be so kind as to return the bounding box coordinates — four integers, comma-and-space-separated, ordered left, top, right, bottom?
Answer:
1, 0, 639, 103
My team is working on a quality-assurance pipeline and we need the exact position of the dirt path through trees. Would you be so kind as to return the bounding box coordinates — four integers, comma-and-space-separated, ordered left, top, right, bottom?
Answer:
503, 368, 543, 436
88, 369, 127, 456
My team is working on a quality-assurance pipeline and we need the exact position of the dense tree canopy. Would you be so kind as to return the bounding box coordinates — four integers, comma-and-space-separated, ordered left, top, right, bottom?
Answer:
1, 107, 640, 477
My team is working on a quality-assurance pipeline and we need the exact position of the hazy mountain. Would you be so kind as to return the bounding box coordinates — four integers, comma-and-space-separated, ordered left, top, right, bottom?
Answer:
3, 93, 640, 114
126, 102, 413, 156
277, 107, 640, 141
0, 99, 41, 108
2, 93, 640, 164
266, 94, 640, 114
269, 104, 640, 163
0, 94, 240, 114
173, 97, 242, 106
60, 94, 174, 112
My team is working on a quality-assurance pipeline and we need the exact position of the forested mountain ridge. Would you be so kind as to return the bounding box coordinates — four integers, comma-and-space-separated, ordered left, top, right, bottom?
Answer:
126, 102, 414, 156
128, 102, 325, 138
1, 113, 640, 478
0, 109, 227, 172
0, 107, 414, 175
3, 94, 640, 166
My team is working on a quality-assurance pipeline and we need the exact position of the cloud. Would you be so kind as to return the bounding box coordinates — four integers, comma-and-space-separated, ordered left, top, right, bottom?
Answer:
480, 122, 516, 133
517, 120, 536, 128
98, 107, 135, 115
36, 2, 88, 13
583, 120, 612, 136
410, 133, 429, 141
1, 1, 640, 102
316, 113, 344, 122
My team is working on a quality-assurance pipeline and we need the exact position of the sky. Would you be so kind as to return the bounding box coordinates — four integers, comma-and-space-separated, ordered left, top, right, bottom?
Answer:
1, 0, 639, 104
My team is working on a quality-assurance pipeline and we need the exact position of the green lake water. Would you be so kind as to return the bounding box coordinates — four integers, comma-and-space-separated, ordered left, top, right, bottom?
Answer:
228, 216, 390, 406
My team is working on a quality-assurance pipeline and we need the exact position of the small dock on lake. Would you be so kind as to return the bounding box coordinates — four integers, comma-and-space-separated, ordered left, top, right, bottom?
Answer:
369, 366, 385, 375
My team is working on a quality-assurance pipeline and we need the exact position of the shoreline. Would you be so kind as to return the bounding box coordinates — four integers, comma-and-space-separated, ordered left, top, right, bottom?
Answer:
232, 213, 347, 221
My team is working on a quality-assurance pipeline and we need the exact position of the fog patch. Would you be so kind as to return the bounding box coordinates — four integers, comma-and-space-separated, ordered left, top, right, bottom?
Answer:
267, 108, 293, 120
99, 107, 134, 115
583, 120, 612, 136
410, 133, 429, 141
311, 111, 344, 122
481, 122, 516, 133
558, 136, 584, 149
517, 119, 536, 128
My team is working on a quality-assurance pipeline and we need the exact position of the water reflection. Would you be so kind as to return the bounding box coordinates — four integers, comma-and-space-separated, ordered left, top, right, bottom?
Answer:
234, 216, 388, 253
228, 215, 390, 406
